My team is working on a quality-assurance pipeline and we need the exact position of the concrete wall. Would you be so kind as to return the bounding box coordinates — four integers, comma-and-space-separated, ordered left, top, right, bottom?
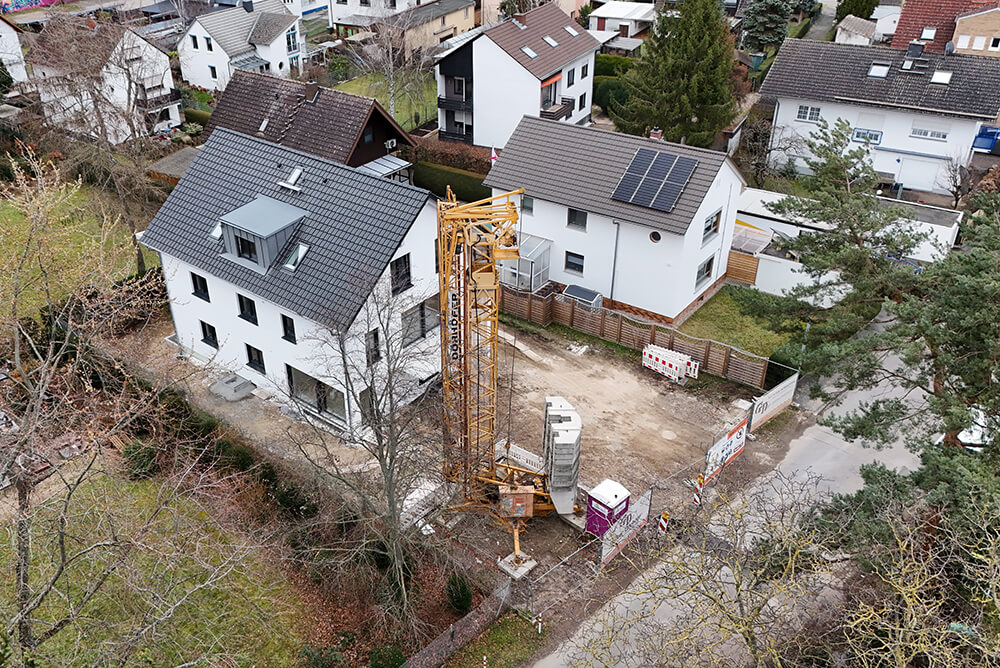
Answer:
771, 96, 984, 193
954, 11, 1000, 56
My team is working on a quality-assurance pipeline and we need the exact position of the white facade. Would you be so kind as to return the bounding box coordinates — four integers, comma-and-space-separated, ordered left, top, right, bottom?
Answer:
871, 7, 900, 42
159, 202, 440, 429
327, 0, 418, 28
770, 96, 985, 194
587, 1, 654, 37
493, 161, 745, 320
31, 31, 181, 144
178, 14, 304, 91
0, 18, 26, 83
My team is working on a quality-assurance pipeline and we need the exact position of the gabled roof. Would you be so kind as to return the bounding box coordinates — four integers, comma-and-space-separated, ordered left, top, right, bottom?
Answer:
484, 3, 600, 80
203, 71, 415, 166
837, 14, 877, 38
760, 39, 1000, 120
382, 0, 475, 28
192, 0, 292, 56
890, 0, 983, 52
484, 117, 731, 236
247, 11, 297, 45
140, 128, 431, 329
957, 2, 1000, 19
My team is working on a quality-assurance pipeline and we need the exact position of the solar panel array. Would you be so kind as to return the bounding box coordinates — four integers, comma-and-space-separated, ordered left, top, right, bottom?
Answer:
611, 148, 699, 213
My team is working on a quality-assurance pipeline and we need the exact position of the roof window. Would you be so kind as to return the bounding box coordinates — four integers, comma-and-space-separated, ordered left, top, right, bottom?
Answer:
901, 59, 914, 70
868, 62, 890, 77
210, 222, 222, 239
543, 35, 558, 47
283, 243, 309, 270
930, 70, 953, 84
521, 45, 538, 58
258, 118, 269, 132
564, 24, 579, 37
920, 27, 937, 40
279, 166, 303, 190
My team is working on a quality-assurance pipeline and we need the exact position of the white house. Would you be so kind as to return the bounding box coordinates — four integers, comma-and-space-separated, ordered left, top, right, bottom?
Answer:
434, 3, 599, 149
140, 128, 441, 429
178, 0, 304, 91
587, 1, 655, 38
835, 14, 877, 45
761, 39, 1000, 194
327, 0, 418, 35
27, 16, 181, 144
870, 5, 900, 43
0, 15, 27, 83
484, 117, 746, 323
282, 0, 329, 20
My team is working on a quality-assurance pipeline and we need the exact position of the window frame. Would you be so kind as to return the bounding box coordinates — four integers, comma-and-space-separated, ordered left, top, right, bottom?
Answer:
209, 65, 217, 79
191, 272, 210, 301
581, 63, 588, 78
795, 105, 821, 123
567, 67, 575, 86
702, 209, 721, 244
578, 92, 586, 111
200, 321, 218, 348
566, 208, 588, 231
911, 126, 949, 141
281, 314, 296, 343
402, 295, 441, 347
237, 294, 258, 325
564, 251, 585, 275
957, 34, 971, 49
390, 254, 413, 295
246, 344, 266, 374
190, 34, 198, 49
521, 195, 533, 214
973, 35, 987, 50
235, 234, 258, 262
205, 36, 213, 52
366, 328, 381, 366
695, 256, 715, 288
990, 36, 1000, 51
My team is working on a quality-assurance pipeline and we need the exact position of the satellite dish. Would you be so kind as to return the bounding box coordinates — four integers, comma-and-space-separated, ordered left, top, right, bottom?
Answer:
945, 40, 956, 55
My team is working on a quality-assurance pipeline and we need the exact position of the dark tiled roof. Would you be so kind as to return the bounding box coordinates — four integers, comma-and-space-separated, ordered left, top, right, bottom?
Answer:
194, 0, 291, 56
760, 39, 1000, 119
248, 11, 297, 45
382, 0, 474, 28
838, 14, 877, 38
484, 117, 730, 236
203, 71, 414, 165
891, 0, 984, 52
485, 3, 600, 80
140, 128, 431, 329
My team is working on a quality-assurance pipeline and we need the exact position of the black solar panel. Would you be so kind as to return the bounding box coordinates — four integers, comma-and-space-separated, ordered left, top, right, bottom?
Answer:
610, 148, 699, 213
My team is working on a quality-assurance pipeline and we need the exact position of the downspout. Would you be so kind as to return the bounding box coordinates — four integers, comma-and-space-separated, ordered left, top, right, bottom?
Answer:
609, 220, 620, 300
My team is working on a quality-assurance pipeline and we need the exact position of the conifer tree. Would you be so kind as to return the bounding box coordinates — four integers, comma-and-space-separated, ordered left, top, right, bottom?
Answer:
741, 0, 792, 53
611, 0, 737, 147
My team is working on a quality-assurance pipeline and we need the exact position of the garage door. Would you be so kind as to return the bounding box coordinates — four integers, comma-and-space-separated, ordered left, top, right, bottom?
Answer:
898, 157, 943, 192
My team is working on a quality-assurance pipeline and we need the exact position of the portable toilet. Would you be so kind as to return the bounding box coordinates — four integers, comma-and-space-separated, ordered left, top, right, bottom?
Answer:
586, 479, 631, 537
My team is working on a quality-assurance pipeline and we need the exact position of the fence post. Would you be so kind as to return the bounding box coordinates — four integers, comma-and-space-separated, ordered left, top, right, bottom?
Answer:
527, 291, 534, 323
616, 314, 623, 344
721, 346, 731, 377
599, 307, 605, 337
648, 323, 655, 346
568, 297, 576, 329
759, 359, 768, 389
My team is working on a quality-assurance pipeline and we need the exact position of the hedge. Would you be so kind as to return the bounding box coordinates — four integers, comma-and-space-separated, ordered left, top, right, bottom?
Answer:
402, 137, 493, 174
413, 162, 489, 202
788, 17, 812, 39
594, 53, 634, 77
183, 108, 211, 125
593, 75, 628, 114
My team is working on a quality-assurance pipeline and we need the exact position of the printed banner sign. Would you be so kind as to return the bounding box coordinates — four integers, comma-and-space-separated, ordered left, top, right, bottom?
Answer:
600, 490, 651, 567
749, 372, 799, 433
705, 415, 749, 482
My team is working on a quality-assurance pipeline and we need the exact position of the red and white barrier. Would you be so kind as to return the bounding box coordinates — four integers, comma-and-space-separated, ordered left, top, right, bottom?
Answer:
642, 345, 699, 381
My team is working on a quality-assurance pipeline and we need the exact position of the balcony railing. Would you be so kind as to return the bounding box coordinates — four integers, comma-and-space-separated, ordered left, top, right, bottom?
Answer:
540, 96, 574, 121
439, 127, 473, 143
138, 88, 181, 112
437, 95, 472, 112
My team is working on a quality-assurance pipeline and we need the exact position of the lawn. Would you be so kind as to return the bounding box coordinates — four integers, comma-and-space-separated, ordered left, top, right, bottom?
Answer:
680, 286, 789, 357
0, 475, 304, 665
444, 613, 546, 668
334, 71, 437, 130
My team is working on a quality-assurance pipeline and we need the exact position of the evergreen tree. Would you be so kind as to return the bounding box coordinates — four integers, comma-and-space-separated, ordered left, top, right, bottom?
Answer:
741, 0, 792, 53
611, 0, 736, 147
837, 0, 878, 22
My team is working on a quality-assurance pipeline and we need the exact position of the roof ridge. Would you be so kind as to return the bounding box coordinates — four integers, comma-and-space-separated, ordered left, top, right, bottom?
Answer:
518, 116, 729, 158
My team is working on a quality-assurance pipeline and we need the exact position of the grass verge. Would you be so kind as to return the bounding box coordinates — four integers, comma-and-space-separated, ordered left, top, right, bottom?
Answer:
334, 71, 436, 130
444, 613, 545, 668
679, 285, 789, 357
413, 161, 489, 202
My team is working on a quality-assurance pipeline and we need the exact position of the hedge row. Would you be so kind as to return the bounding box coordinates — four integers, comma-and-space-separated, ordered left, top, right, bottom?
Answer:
593, 75, 628, 115
413, 162, 490, 202
788, 17, 812, 39
402, 134, 494, 174
594, 53, 634, 77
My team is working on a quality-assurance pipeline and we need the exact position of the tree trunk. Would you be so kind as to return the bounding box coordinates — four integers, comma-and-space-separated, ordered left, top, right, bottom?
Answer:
15, 477, 35, 652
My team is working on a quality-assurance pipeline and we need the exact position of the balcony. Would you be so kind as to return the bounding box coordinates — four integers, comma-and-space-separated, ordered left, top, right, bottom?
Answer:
540, 96, 574, 121
439, 127, 473, 143
438, 95, 472, 112
138, 88, 181, 113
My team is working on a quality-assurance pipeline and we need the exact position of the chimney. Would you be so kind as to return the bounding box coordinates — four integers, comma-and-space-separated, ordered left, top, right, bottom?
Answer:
649, 126, 663, 140
242, 0, 254, 12
305, 80, 319, 103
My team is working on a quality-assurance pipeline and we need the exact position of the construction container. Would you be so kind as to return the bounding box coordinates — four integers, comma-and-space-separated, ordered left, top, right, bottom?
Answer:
586, 479, 631, 537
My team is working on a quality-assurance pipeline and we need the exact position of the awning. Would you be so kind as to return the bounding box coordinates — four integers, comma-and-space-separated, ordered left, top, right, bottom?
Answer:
731, 221, 772, 255
540, 72, 563, 87
231, 52, 269, 71
355, 154, 411, 178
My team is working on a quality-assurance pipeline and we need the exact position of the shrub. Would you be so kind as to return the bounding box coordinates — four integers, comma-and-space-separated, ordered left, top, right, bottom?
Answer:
188, 409, 221, 438
593, 75, 628, 114
413, 162, 489, 202
446, 573, 473, 614
402, 137, 493, 173
274, 483, 319, 519
212, 440, 256, 472
369, 645, 405, 668
255, 461, 279, 489
594, 53, 633, 77
122, 441, 158, 479
788, 17, 811, 39
301, 645, 344, 667
183, 108, 211, 126
327, 54, 352, 82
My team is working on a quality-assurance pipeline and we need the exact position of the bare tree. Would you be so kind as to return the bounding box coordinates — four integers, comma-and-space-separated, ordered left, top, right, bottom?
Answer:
938, 157, 971, 209
736, 116, 803, 187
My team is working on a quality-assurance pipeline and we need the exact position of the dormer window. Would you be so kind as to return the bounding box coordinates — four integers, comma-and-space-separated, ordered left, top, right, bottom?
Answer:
218, 194, 308, 273
236, 235, 258, 262
920, 27, 936, 40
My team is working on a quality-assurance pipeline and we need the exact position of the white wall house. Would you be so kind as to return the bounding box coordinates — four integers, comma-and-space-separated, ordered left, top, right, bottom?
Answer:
27, 18, 181, 145
587, 1, 655, 38
0, 16, 27, 83
327, 0, 419, 32
178, 0, 304, 91
485, 117, 746, 323
761, 39, 1000, 195
435, 3, 599, 149
835, 15, 877, 45
140, 128, 441, 430
282, 0, 329, 19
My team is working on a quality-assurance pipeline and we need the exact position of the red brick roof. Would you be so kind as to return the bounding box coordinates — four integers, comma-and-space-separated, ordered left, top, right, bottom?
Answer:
891, 0, 990, 52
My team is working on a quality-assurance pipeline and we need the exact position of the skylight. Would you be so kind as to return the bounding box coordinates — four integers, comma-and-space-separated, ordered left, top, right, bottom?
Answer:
920, 27, 937, 40
868, 62, 890, 77
543, 35, 558, 47
287, 167, 303, 185
902, 59, 914, 70
258, 118, 269, 132
283, 243, 309, 271
930, 70, 953, 84
521, 46, 538, 58
564, 24, 579, 37
210, 222, 222, 239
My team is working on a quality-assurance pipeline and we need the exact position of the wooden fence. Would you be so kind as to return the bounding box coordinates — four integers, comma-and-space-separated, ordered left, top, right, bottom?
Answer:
501, 287, 773, 390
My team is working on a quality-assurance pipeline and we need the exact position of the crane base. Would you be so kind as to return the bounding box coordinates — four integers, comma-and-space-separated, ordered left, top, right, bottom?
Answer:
498, 552, 537, 580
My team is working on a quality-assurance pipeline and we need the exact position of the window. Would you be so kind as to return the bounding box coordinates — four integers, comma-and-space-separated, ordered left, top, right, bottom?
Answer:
567, 208, 587, 230
191, 272, 210, 301
930, 70, 952, 85
366, 329, 381, 366
246, 344, 265, 373
283, 243, 308, 270
209, 65, 217, 79
564, 24, 579, 37
281, 314, 296, 343
851, 128, 883, 144
286, 365, 345, 421
920, 27, 937, 40
337, 0, 346, 4
205, 36, 213, 52
190, 35, 198, 49
578, 92, 586, 111
200, 321, 218, 348
464, 6, 469, 18
974, 35, 987, 50
957, 34, 971, 49
237, 294, 258, 325
402, 295, 440, 346
567, 68, 575, 86
521, 195, 533, 214
363, 126, 374, 143
696, 256, 714, 287
565, 251, 584, 274
286, 26, 298, 53
911, 126, 949, 140
543, 35, 558, 47
453, 77, 464, 96
867, 62, 890, 78
440, 15, 446, 26
360, 0, 369, 6
991, 37, 1000, 51
702, 210, 721, 242
795, 105, 821, 122
521, 46, 538, 58
581, 63, 588, 78
434, 238, 439, 274
390, 254, 412, 294
235, 235, 258, 262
